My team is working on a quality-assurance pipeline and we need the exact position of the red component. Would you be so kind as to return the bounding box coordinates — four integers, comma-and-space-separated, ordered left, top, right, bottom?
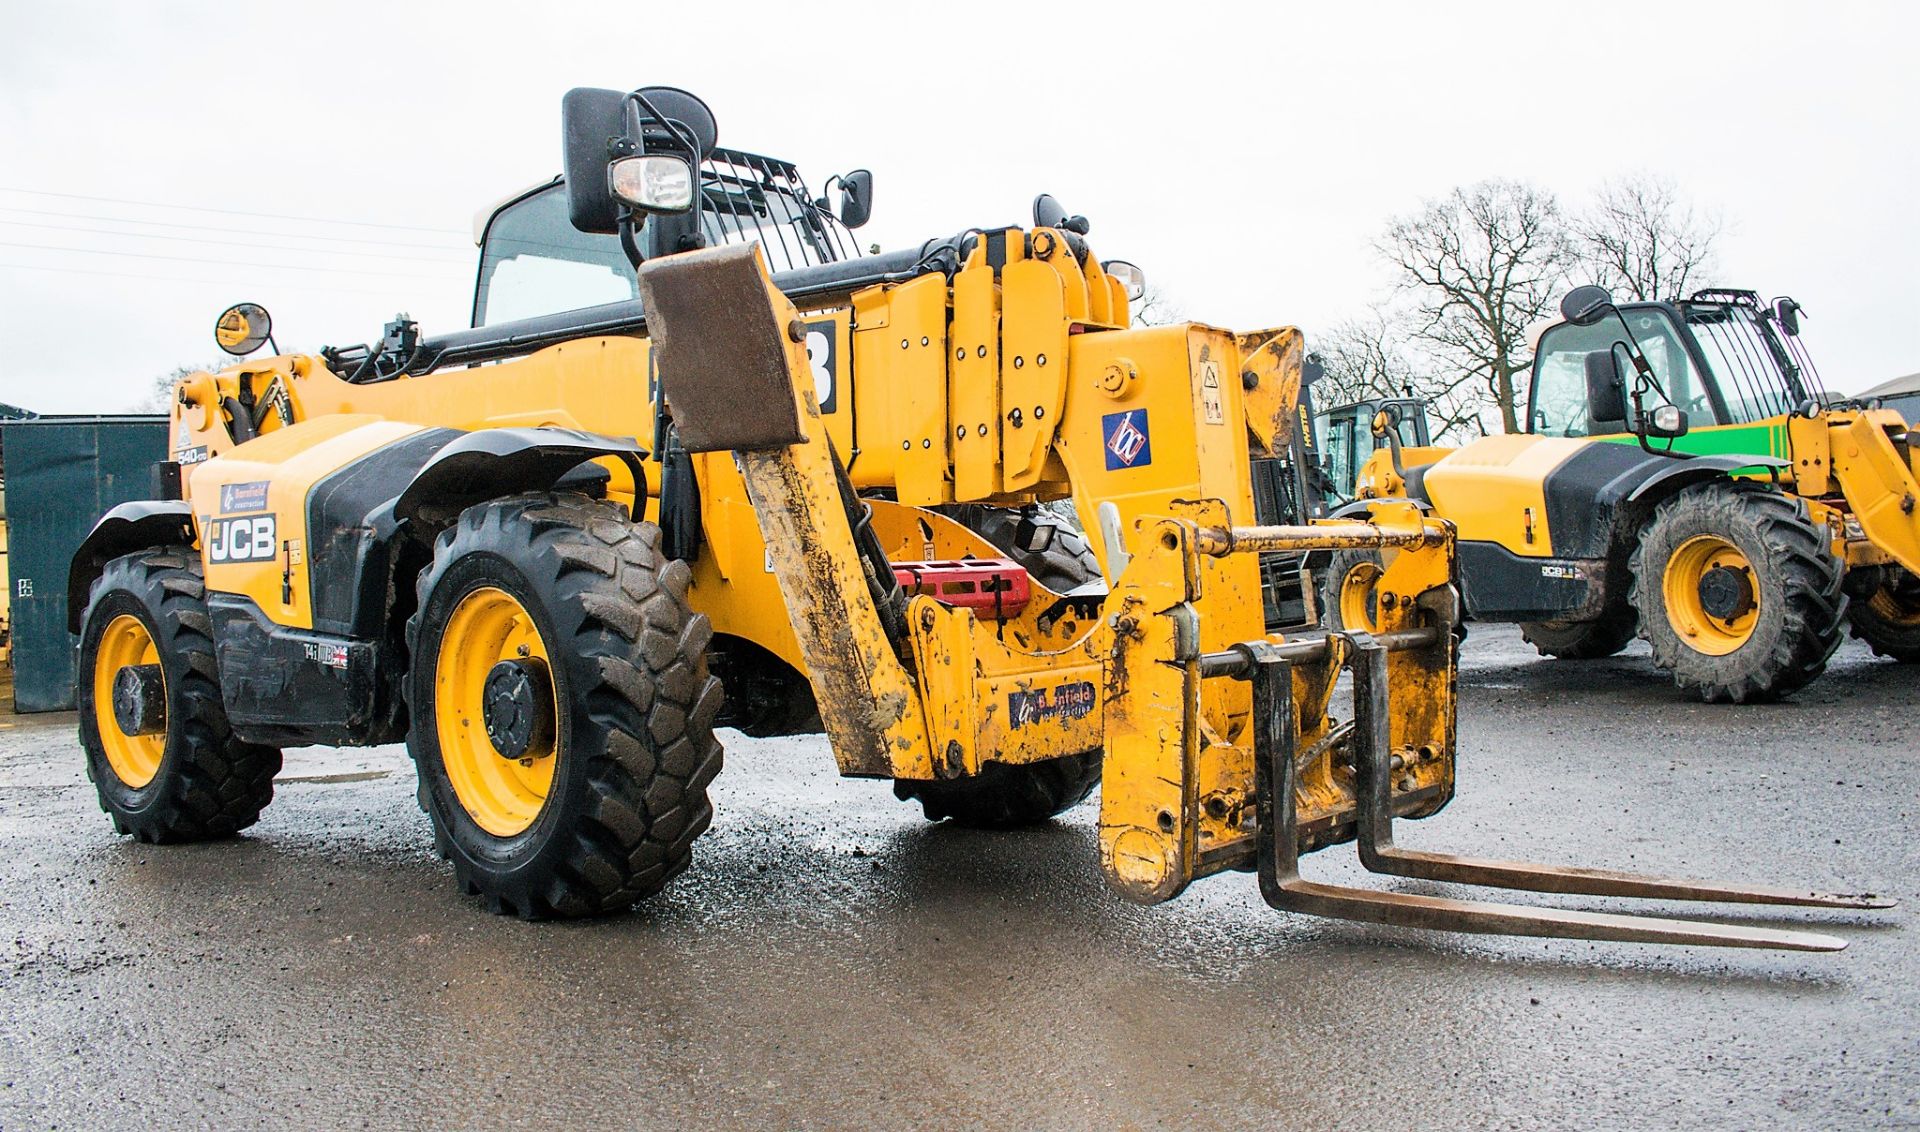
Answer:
892, 557, 1032, 619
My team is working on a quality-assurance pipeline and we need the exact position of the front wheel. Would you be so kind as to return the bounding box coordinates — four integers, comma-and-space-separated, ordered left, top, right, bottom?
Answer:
1849, 566, 1920, 662
76, 549, 281, 842
406, 493, 724, 919
1629, 486, 1846, 703
1318, 549, 1385, 633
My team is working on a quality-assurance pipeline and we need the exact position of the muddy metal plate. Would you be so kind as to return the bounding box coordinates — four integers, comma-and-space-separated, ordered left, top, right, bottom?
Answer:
636, 242, 807, 453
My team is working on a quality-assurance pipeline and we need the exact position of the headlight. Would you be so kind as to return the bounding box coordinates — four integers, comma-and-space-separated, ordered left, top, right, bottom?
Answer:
1102, 259, 1146, 303
608, 154, 695, 214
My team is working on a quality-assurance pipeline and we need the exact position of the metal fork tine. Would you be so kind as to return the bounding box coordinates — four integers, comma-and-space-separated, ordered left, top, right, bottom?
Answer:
1247, 646, 1851, 953
1344, 636, 1894, 911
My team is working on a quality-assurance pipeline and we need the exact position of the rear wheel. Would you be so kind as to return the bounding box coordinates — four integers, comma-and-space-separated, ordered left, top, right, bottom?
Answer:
1849, 566, 1920, 662
1629, 486, 1845, 702
407, 492, 723, 918
77, 549, 281, 842
1519, 611, 1636, 659
895, 505, 1102, 827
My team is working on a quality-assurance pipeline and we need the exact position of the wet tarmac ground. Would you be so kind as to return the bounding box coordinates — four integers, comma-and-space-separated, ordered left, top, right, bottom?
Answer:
0, 625, 1913, 1130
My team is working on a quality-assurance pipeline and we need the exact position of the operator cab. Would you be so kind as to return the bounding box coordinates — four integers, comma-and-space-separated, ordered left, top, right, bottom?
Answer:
1527, 288, 1825, 439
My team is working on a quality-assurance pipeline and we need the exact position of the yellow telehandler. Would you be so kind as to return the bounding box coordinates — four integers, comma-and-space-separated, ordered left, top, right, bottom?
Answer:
68, 86, 1887, 948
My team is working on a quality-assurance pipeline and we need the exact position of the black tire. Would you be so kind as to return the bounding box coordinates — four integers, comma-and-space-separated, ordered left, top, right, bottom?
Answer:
1519, 613, 1637, 659
1318, 548, 1385, 632
406, 492, 723, 919
76, 548, 281, 842
1849, 566, 1920, 662
897, 505, 1103, 827
1629, 486, 1846, 703
892, 751, 1103, 828
940, 504, 1102, 592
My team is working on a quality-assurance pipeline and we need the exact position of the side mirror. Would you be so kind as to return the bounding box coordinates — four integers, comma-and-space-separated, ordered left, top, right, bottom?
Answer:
1584, 350, 1628, 424
1646, 404, 1690, 439
1031, 194, 1089, 235
1774, 297, 1803, 337
562, 87, 630, 235
835, 169, 873, 229
214, 302, 273, 356
1560, 284, 1615, 327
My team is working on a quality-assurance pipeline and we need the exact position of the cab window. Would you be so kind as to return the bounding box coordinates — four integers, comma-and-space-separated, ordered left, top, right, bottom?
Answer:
1529, 309, 1709, 436
474, 185, 636, 327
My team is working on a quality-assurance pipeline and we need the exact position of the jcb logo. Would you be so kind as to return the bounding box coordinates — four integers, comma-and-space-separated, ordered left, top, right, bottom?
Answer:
205, 514, 278, 563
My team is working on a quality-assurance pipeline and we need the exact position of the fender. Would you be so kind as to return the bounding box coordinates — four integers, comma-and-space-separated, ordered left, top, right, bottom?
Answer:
1624, 453, 1791, 504
392, 426, 650, 527
67, 500, 196, 633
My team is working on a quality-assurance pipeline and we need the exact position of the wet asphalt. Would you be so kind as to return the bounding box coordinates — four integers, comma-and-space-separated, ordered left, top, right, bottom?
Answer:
0, 625, 1913, 1131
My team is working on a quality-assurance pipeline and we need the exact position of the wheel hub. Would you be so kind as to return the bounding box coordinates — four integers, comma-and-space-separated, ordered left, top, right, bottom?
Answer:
1698, 564, 1755, 622
110, 663, 167, 737
482, 658, 554, 761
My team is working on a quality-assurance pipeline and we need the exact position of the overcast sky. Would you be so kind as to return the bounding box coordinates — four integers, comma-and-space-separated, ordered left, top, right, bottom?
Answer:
2, 1, 1914, 414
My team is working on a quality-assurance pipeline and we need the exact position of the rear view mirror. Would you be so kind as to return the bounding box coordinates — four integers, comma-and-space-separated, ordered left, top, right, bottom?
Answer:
1561, 284, 1614, 327
836, 169, 873, 229
1774, 297, 1803, 337
562, 87, 629, 235
1585, 350, 1627, 425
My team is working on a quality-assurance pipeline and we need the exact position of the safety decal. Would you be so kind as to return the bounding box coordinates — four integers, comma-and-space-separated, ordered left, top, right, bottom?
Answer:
1102, 410, 1152, 470
220, 480, 271, 513
1008, 680, 1097, 728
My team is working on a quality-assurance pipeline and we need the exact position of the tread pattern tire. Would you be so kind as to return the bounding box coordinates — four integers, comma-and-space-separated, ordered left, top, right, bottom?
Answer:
938, 504, 1102, 592
1519, 613, 1637, 659
1629, 486, 1846, 703
898, 505, 1102, 827
1848, 566, 1920, 663
406, 492, 723, 919
77, 548, 281, 842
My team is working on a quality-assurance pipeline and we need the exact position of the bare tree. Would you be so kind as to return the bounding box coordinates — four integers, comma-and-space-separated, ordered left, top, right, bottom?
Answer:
1129, 282, 1182, 327
1379, 179, 1574, 434
1573, 173, 1721, 302
133, 363, 220, 413
1314, 309, 1490, 440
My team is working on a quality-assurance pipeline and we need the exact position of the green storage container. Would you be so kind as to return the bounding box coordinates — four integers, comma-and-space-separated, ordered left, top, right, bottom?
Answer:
2, 417, 168, 712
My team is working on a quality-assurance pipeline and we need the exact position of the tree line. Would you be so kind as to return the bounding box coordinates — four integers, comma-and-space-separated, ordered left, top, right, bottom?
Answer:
1316, 173, 1721, 438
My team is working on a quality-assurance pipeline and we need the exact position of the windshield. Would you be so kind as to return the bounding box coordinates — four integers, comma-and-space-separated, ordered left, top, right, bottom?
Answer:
1529, 308, 1708, 436
474, 149, 860, 327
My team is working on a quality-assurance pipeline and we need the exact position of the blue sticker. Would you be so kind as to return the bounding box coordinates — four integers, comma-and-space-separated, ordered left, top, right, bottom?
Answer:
1101, 409, 1152, 470
220, 480, 271, 513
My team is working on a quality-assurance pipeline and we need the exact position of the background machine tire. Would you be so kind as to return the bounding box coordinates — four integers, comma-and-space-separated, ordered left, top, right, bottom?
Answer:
406, 492, 724, 919
1518, 604, 1637, 659
1318, 548, 1386, 633
1628, 485, 1846, 703
76, 548, 282, 842
895, 506, 1103, 827
1847, 566, 1920, 662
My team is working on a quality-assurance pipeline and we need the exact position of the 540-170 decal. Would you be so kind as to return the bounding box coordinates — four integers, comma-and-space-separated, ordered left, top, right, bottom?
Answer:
203, 513, 278, 563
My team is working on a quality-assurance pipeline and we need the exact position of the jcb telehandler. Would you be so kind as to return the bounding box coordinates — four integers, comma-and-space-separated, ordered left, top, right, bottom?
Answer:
1338, 284, 1920, 702
69, 86, 1887, 949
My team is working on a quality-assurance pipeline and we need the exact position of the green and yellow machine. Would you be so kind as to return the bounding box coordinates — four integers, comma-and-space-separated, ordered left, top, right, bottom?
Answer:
63, 86, 1888, 948
1344, 284, 1920, 701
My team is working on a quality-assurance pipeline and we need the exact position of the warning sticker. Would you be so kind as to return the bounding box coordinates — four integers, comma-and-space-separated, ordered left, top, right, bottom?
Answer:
1200, 361, 1225, 425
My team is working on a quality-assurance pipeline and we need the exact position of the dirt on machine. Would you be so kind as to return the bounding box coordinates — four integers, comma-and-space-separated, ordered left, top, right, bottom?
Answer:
67, 85, 1889, 950
1332, 283, 1920, 703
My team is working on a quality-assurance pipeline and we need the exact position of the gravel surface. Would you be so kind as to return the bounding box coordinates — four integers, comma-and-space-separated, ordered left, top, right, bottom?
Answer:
0, 625, 1911, 1130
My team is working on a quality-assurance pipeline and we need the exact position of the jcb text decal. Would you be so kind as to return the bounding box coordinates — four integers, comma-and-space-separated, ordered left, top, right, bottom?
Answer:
1009, 681, 1097, 728
204, 513, 278, 563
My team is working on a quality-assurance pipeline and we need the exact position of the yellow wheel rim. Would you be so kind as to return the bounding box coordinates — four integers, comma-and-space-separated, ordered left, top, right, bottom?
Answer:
434, 586, 558, 838
93, 614, 165, 789
1662, 535, 1759, 656
1866, 579, 1920, 627
1338, 560, 1384, 633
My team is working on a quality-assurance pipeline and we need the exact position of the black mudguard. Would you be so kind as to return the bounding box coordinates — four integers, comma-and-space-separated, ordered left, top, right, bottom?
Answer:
67, 500, 196, 633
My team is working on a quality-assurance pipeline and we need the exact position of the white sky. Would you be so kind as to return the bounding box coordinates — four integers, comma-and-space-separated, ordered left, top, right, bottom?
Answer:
2, 0, 1915, 413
